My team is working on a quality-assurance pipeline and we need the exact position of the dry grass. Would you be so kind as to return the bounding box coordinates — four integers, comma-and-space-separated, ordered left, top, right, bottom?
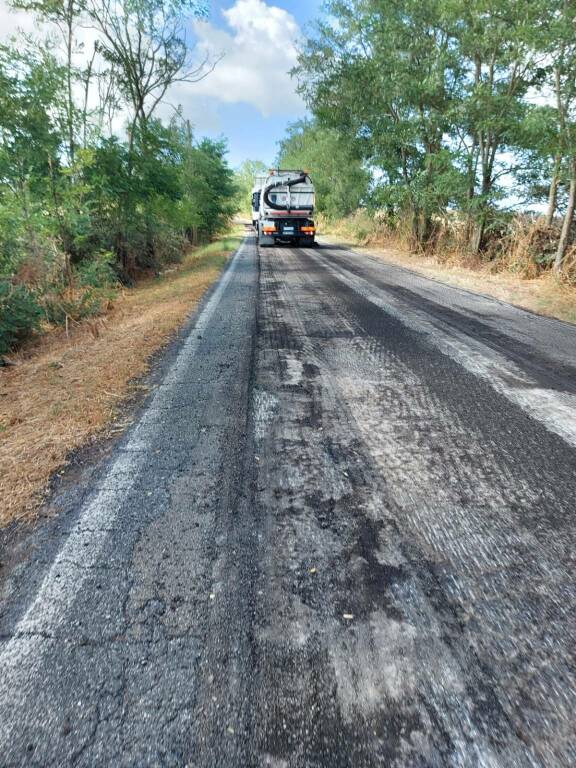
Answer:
0, 234, 242, 527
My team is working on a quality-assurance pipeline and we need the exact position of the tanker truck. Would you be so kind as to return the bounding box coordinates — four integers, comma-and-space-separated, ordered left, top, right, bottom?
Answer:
253, 169, 316, 247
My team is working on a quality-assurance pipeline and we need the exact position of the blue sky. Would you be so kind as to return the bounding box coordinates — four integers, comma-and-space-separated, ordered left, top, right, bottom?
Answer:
176, 0, 324, 168
0, 0, 323, 169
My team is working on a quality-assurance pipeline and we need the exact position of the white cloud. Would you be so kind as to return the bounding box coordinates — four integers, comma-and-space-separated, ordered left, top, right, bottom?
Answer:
184, 0, 305, 117
0, 0, 305, 140
0, 0, 37, 40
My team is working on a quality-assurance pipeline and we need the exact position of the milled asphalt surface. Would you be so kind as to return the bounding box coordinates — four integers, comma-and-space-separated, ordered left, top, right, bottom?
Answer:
1, 233, 576, 766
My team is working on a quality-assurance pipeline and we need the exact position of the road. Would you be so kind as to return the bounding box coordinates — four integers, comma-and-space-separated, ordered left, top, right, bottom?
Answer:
1, 233, 576, 767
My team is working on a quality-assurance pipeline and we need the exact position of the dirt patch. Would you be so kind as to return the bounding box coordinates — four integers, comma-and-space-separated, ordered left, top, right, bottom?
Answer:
320, 236, 576, 325
0, 234, 242, 527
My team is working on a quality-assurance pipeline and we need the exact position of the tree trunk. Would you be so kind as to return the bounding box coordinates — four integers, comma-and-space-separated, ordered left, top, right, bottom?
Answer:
470, 167, 494, 254
420, 214, 434, 250
82, 46, 97, 149
66, 1, 75, 164
409, 206, 420, 251
471, 216, 485, 255
546, 154, 561, 227
554, 156, 576, 273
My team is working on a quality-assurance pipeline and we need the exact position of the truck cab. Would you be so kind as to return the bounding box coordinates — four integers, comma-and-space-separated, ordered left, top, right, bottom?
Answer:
251, 174, 268, 229
256, 169, 316, 247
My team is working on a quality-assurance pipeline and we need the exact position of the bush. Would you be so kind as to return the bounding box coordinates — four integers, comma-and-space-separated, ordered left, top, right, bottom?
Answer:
40, 288, 106, 326
75, 251, 118, 289
39, 253, 118, 326
0, 281, 42, 355
498, 218, 559, 278
319, 209, 381, 243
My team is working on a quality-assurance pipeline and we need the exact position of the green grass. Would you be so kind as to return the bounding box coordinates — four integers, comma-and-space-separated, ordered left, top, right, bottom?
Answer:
181, 233, 243, 271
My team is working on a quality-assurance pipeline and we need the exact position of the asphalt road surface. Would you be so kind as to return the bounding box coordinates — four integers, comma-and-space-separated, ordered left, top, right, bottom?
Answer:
1, 233, 576, 767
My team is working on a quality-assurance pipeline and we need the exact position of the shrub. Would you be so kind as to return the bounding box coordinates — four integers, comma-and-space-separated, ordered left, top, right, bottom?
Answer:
40, 288, 106, 326
75, 251, 118, 289
38, 253, 118, 326
0, 281, 42, 355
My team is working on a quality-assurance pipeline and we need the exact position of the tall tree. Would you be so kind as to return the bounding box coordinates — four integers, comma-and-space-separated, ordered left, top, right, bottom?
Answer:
277, 119, 370, 218
296, 0, 550, 252
448, 0, 548, 251
11, 0, 85, 163
546, 0, 576, 271
84, 0, 214, 138
295, 0, 465, 247
82, 0, 217, 273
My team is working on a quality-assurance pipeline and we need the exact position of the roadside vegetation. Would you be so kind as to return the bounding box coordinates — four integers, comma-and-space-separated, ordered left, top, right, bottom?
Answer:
0, 233, 241, 526
281, 0, 576, 289
234, 159, 269, 216
0, 0, 244, 524
0, 0, 236, 361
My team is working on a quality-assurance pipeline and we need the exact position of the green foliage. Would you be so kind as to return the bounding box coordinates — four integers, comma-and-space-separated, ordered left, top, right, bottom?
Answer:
295, 0, 467, 230
277, 120, 370, 219
0, 281, 42, 354
0, 0, 238, 354
0, 44, 66, 195
75, 251, 117, 289
234, 159, 268, 215
294, 0, 567, 253
177, 133, 239, 240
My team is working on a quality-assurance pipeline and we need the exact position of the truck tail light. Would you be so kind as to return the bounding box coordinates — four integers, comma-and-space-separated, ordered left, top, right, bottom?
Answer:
301, 226, 315, 234
262, 226, 276, 234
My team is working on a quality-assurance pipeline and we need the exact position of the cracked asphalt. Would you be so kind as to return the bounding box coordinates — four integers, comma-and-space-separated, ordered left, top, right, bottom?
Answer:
1, 233, 576, 766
